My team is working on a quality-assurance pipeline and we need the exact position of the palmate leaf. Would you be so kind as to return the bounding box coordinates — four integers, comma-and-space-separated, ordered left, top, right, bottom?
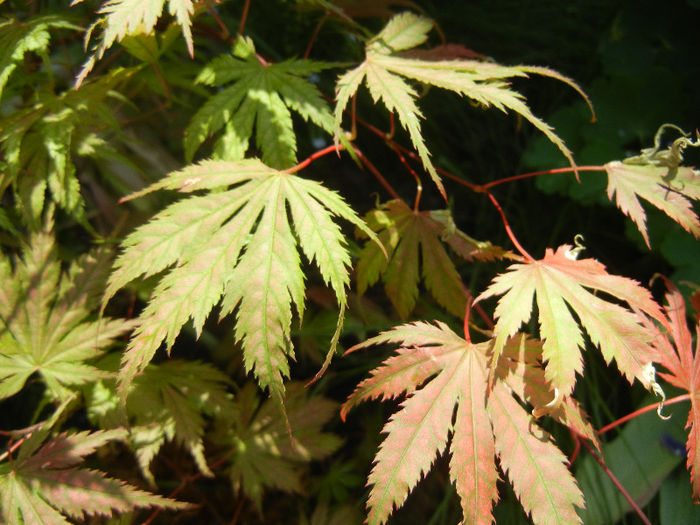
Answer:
85, 358, 235, 485
0, 231, 134, 401
643, 277, 700, 499
356, 199, 511, 319
476, 244, 665, 397
107, 158, 380, 402
0, 429, 187, 524
73, 0, 196, 85
0, 67, 136, 224
334, 12, 589, 197
0, 15, 81, 100
210, 382, 341, 510
342, 322, 586, 525
605, 124, 700, 248
185, 36, 338, 168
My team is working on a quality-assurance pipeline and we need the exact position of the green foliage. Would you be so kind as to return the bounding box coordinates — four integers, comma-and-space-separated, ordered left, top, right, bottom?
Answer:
1, 1, 699, 523
107, 158, 380, 403
211, 382, 342, 510
0, 425, 187, 524
186, 36, 338, 166
0, 230, 134, 400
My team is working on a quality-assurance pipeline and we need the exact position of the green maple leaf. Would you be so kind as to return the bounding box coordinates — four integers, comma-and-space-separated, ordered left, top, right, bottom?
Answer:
0, 15, 81, 100
334, 12, 590, 197
85, 358, 235, 485
210, 382, 341, 510
356, 199, 512, 319
343, 323, 588, 525
0, 429, 188, 524
0, 231, 135, 401
476, 244, 666, 397
73, 0, 197, 85
0, 67, 137, 225
107, 158, 381, 402
185, 36, 338, 168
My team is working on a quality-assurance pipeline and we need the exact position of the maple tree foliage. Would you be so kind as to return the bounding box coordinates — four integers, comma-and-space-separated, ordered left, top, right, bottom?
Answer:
2, 1, 700, 523
106, 158, 380, 403
0, 230, 135, 401
342, 322, 592, 525
604, 126, 700, 248
644, 277, 700, 499
476, 244, 666, 397
356, 199, 513, 319
0, 397, 187, 524
334, 12, 592, 196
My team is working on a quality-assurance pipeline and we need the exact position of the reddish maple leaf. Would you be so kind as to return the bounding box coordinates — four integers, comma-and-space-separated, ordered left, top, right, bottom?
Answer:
476, 244, 665, 397
342, 322, 590, 525
645, 277, 700, 499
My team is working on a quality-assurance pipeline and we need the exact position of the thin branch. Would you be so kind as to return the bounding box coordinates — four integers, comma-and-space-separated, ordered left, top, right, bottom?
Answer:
580, 439, 653, 525
304, 13, 329, 59
485, 192, 533, 262
482, 166, 605, 190
353, 148, 401, 200
205, 2, 231, 41
597, 394, 690, 436
238, 0, 251, 35
284, 143, 344, 174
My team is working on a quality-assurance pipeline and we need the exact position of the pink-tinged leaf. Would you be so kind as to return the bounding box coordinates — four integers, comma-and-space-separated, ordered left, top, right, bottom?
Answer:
1, 429, 187, 524
19, 430, 126, 471
27, 468, 187, 520
605, 161, 700, 248
477, 245, 662, 396
341, 338, 462, 421
646, 277, 700, 498
366, 349, 467, 525
450, 351, 498, 525
345, 322, 584, 523
489, 382, 583, 524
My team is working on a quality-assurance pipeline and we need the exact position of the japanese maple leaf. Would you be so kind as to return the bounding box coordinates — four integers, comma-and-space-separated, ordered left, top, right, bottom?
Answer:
210, 382, 341, 510
604, 161, 700, 248
335, 12, 590, 196
186, 35, 337, 168
106, 158, 380, 403
0, 232, 135, 401
0, 429, 187, 524
605, 125, 700, 247
342, 322, 590, 525
85, 358, 236, 485
644, 276, 700, 498
356, 199, 512, 319
476, 244, 665, 397
74, 0, 196, 85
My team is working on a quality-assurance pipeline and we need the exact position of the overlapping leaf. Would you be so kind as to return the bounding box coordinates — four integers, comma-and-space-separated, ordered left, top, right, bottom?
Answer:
185, 36, 337, 168
356, 199, 512, 319
342, 322, 587, 525
0, 15, 81, 100
476, 244, 665, 397
334, 12, 590, 196
0, 231, 134, 401
73, 0, 196, 85
85, 358, 235, 485
605, 127, 700, 248
0, 429, 187, 524
0, 67, 136, 224
643, 277, 700, 498
210, 382, 342, 510
107, 158, 380, 402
